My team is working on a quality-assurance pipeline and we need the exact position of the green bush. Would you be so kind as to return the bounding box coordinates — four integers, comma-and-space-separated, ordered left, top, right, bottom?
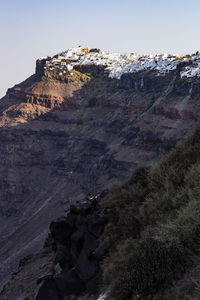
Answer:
101, 124, 200, 300
155, 187, 200, 253
106, 239, 183, 300
102, 167, 149, 248
140, 137, 200, 224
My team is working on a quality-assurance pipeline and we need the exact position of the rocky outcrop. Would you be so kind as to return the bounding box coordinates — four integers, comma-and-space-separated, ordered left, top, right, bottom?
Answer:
36, 59, 47, 77
117, 70, 174, 92
7, 88, 64, 109
35, 195, 107, 300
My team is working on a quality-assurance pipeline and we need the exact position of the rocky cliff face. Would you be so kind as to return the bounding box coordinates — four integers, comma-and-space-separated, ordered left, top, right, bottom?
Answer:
35, 196, 106, 300
1, 55, 200, 293
0, 195, 107, 300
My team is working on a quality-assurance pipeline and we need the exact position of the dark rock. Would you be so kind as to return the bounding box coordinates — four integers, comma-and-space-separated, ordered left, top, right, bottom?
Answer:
35, 277, 63, 300
71, 229, 85, 259
70, 205, 80, 214
118, 70, 173, 92
77, 248, 98, 281
55, 244, 72, 269
55, 268, 86, 296
87, 213, 104, 238
94, 242, 107, 260
36, 59, 46, 77
50, 217, 76, 243
35, 198, 107, 299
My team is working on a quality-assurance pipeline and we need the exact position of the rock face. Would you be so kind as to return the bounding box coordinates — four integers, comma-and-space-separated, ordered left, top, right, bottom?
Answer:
0, 196, 106, 300
1, 57, 200, 291
35, 196, 106, 300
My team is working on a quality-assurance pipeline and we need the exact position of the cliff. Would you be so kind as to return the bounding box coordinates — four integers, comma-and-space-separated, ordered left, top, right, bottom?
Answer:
1, 48, 200, 297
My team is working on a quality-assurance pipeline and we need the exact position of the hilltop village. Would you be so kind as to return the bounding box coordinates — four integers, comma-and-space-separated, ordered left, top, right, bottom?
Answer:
40, 47, 200, 79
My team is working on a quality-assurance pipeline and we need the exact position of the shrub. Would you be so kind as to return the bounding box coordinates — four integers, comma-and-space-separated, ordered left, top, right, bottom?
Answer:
70, 69, 91, 84
101, 167, 149, 248
155, 192, 200, 253
105, 239, 184, 300
140, 140, 200, 224
101, 124, 200, 300
89, 48, 100, 53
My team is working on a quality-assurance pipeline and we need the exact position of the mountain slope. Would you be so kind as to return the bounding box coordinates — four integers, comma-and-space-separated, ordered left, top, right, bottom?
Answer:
1, 47, 200, 292
2, 123, 200, 300
102, 124, 200, 300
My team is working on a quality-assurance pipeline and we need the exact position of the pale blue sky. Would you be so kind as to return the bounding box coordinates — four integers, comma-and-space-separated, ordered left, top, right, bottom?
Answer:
1, 0, 200, 97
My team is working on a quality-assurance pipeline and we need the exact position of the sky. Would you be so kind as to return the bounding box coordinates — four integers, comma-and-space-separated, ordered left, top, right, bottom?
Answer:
1, 0, 200, 98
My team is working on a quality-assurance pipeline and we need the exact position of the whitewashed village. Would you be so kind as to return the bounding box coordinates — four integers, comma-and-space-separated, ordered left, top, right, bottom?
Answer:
41, 46, 200, 79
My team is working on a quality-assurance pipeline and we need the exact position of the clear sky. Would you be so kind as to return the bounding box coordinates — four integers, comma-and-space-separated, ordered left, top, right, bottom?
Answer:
1, 0, 200, 97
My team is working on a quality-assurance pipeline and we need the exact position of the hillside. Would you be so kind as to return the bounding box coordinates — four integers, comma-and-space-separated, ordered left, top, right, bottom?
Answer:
2, 111, 200, 300
1, 47, 200, 296
101, 124, 200, 300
